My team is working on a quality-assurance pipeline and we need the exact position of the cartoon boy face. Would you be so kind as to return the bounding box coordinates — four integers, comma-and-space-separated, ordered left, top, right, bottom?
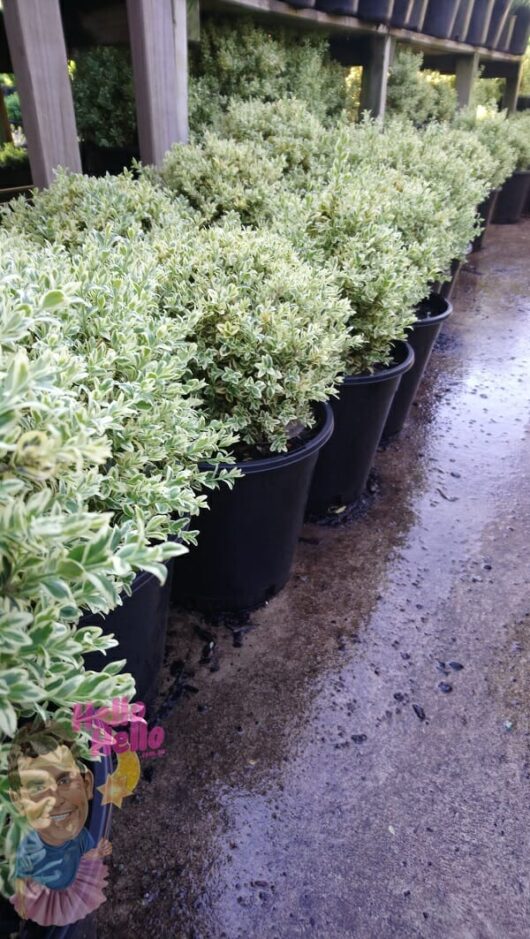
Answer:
10, 745, 94, 847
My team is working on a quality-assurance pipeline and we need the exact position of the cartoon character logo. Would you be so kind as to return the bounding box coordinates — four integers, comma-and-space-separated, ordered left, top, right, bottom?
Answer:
7, 721, 112, 927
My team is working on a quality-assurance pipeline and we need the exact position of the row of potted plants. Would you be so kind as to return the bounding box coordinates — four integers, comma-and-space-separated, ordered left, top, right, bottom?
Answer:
1, 93, 528, 934
311, 0, 530, 55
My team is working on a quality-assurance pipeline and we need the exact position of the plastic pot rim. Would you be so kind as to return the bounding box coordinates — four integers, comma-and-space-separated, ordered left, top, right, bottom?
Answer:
342, 339, 415, 387
204, 401, 334, 476
412, 294, 453, 329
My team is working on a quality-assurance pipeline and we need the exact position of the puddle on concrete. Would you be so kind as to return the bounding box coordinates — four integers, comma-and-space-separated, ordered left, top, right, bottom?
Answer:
100, 222, 530, 939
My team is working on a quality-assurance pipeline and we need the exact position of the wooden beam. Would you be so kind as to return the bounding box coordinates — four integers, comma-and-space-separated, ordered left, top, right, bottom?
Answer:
127, 0, 188, 166
455, 52, 479, 109
502, 62, 523, 113
3, 0, 81, 188
359, 34, 394, 118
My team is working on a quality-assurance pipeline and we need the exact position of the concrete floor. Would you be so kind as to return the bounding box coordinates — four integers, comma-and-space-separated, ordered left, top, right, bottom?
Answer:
99, 221, 530, 939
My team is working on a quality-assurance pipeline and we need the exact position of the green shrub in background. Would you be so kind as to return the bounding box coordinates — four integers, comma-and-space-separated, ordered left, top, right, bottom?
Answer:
386, 48, 457, 125
504, 111, 530, 169
0, 143, 28, 171
4, 92, 22, 128
189, 18, 349, 133
71, 46, 137, 149
454, 110, 517, 188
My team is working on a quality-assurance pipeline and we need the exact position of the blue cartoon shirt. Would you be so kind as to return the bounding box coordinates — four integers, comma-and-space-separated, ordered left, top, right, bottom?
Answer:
15, 827, 95, 889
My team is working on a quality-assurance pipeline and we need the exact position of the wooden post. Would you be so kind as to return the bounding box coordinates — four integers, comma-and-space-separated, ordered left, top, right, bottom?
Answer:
3, 0, 81, 188
502, 62, 523, 113
359, 35, 394, 119
127, 0, 188, 166
455, 53, 479, 110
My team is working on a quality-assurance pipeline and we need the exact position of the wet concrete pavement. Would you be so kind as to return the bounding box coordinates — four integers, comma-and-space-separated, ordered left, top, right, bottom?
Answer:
99, 221, 530, 939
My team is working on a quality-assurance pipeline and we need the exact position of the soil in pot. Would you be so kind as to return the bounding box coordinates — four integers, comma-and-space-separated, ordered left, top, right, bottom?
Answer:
357, 0, 395, 23
382, 294, 453, 440
82, 563, 175, 706
486, 0, 512, 47
306, 341, 414, 517
408, 0, 430, 29
390, 0, 414, 27
423, 0, 461, 37
172, 403, 334, 614
466, 0, 496, 45
493, 171, 530, 224
471, 187, 500, 251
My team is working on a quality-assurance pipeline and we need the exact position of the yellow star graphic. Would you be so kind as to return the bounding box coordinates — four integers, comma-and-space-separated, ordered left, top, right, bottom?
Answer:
97, 750, 141, 808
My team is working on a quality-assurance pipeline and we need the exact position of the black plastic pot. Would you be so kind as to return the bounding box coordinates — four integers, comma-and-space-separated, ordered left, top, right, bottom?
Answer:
471, 187, 500, 252
357, 0, 395, 23
0, 162, 31, 190
383, 295, 453, 440
451, 0, 474, 40
498, 13, 516, 50
493, 170, 530, 224
517, 95, 530, 111
408, 0, 430, 29
390, 0, 414, 26
423, 0, 461, 37
82, 563, 175, 705
435, 257, 462, 302
510, 9, 530, 54
172, 404, 334, 613
81, 143, 139, 177
285, 0, 316, 7
465, 0, 496, 45
316, 0, 359, 13
486, 0, 512, 47
15, 753, 112, 939
306, 342, 414, 516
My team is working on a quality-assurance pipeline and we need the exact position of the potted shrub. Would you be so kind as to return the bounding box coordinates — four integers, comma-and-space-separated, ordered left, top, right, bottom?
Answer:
466, 0, 496, 44
71, 47, 139, 176
486, 0, 513, 46
1, 173, 237, 692
151, 223, 351, 612
357, 0, 395, 23
0, 299, 156, 925
423, 0, 461, 37
509, 0, 530, 52
493, 113, 530, 222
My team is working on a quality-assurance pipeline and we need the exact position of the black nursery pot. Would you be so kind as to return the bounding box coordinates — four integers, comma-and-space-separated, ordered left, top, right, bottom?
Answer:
423, 0, 461, 37
306, 341, 414, 517
451, 0, 474, 41
493, 171, 530, 224
316, 0, 359, 14
357, 0, 395, 23
408, 0, 430, 29
172, 403, 334, 614
486, 0, 511, 47
465, 0, 496, 45
510, 9, 530, 55
81, 142, 139, 177
16, 753, 112, 939
383, 294, 453, 440
390, 0, 414, 27
82, 564, 175, 706
471, 187, 500, 252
